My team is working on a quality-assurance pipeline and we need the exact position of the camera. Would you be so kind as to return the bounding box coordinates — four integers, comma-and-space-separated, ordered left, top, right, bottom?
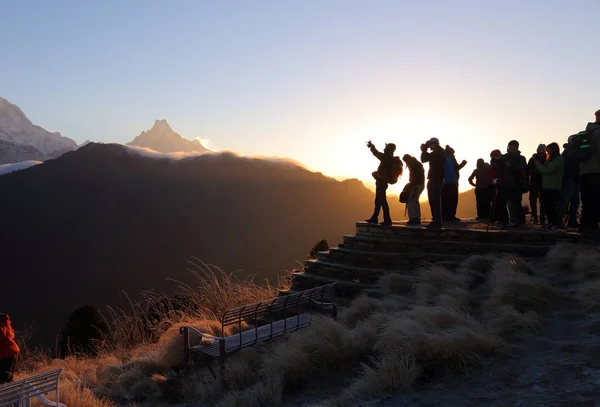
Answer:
366, 140, 374, 148
420, 141, 431, 151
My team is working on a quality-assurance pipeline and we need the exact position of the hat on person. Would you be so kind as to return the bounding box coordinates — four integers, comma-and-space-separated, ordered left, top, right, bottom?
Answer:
595, 109, 600, 117
537, 144, 546, 153
490, 149, 502, 159
428, 137, 440, 145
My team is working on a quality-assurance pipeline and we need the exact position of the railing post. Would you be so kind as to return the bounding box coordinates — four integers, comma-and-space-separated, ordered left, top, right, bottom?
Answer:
182, 327, 191, 374
236, 306, 246, 352
268, 298, 277, 339
252, 303, 261, 346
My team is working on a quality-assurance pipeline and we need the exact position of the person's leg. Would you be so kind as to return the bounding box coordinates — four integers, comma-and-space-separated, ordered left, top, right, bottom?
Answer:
0, 356, 17, 384
558, 179, 572, 221
497, 188, 509, 227
441, 184, 451, 221
407, 185, 423, 222
367, 182, 384, 222
475, 188, 482, 219
530, 186, 539, 223
579, 174, 594, 232
589, 174, 600, 230
451, 183, 459, 219
568, 182, 580, 227
381, 183, 391, 224
428, 180, 442, 226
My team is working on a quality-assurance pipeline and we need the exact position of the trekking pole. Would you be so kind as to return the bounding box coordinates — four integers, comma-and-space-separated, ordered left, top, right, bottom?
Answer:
486, 187, 498, 233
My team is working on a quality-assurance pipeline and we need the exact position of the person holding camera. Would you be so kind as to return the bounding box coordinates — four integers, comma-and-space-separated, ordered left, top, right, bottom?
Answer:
420, 137, 446, 228
365, 141, 396, 226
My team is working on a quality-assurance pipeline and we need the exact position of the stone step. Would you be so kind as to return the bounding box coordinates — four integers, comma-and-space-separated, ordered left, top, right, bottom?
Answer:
303, 258, 434, 285
316, 248, 469, 272
355, 221, 584, 245
341, 235, 550, 258
285, 271, 380, 300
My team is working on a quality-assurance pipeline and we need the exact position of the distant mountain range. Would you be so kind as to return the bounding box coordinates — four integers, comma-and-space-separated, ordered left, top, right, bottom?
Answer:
0, 97, 78, 164
0, 143, 380, 345
127, 119, 209, 154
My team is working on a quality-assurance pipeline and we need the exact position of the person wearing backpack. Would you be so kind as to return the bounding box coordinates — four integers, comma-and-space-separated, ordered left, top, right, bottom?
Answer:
468, 158, 491, 220
0, 313, 20, 384
421, 137, 446, 229
533, 143, 565, 231
575, 110, 600, 235
402, 154, 425, 225
365, 141, 401, 226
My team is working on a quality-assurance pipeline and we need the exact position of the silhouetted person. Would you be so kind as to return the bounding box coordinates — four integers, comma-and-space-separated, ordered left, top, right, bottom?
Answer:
468, 158, 491, 220
488, 149, 503, 222
441, 145, 467, 222
402, 154, 425, 225
421, 138, 446, 228
0, 313, 19, 384
366, 141, 396, 226
528, 144, 547, 224
534, 143, 564, 231
579, 109, 600, 235
558, 137, 580, 228
494, 140, 528, 229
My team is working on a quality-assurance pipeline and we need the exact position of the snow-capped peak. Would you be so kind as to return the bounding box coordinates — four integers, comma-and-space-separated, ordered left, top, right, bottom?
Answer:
127, 119, 209, 154
0, 97, 78, 156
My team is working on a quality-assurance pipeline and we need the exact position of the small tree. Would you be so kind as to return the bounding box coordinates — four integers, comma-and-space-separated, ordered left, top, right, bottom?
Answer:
59, 304, 109, 357
308, 239, 329, 259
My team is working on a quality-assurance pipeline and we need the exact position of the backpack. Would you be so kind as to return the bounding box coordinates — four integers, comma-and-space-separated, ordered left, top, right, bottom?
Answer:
570, 129, 597, 162
387, 157, 403, 185
399, 183, 414, 203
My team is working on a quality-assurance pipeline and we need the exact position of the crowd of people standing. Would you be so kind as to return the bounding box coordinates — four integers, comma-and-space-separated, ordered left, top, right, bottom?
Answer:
365, 109, 600, 236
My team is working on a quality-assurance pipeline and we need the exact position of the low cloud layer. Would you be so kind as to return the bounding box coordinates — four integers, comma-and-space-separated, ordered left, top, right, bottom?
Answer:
121, 143, 306, 168
0, 160, 42, 176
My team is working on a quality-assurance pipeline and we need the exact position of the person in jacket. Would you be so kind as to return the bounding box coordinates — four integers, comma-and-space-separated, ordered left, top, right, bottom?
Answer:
558, 137, 580, 229
528, 144, 547, 225
468, 158, 491, 220
421, 137, 446, 229
402, 154, 425, 225
365, 141, 396, 226
441, 145, 467, 222
579, 110, 600, 236
0, 313, 20, 384
488, 149, 503, 222
494, 140, 528, 229
534, 143, 565, 231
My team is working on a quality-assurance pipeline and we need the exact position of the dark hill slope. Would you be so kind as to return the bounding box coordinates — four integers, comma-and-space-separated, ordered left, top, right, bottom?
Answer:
0, 143, 374, 345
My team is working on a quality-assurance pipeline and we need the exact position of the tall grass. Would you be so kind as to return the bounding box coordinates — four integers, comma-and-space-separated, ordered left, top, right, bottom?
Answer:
16, 252, 560, 407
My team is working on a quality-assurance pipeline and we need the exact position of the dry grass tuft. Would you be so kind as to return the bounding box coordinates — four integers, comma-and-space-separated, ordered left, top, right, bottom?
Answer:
484, 259, 556, 314
379, 273, 414, 295
577, 279, 600, 310
341, 355, 421, 401
483, 305, 541, 340
340, 294, 408, 328
546, 243, 579, 270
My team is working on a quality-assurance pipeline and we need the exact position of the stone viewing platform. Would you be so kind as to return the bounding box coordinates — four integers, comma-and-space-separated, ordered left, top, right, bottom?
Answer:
280, 220, 594, 301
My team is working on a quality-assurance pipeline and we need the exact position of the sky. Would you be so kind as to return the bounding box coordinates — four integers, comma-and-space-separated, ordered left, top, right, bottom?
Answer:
1, 0, 599, 194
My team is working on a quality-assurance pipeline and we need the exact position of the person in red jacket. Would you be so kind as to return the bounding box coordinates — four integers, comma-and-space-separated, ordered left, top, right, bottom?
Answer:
0, 313, 20, 384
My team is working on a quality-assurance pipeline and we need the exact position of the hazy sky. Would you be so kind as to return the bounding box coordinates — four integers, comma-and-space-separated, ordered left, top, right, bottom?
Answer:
1, 0, 599, 193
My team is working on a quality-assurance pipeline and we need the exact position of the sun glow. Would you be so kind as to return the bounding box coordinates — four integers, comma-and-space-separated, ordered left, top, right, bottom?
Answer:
314, 113, 484, 201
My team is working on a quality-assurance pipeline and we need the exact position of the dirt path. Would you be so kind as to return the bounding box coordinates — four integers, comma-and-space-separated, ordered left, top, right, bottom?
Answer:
284, 261, 600, 407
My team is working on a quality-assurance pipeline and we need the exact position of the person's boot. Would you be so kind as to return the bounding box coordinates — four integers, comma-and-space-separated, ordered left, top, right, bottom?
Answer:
365, 217, 378, 224
380, 220, 392, 227
532, 215, 539, 225
426, 222, 442, 229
